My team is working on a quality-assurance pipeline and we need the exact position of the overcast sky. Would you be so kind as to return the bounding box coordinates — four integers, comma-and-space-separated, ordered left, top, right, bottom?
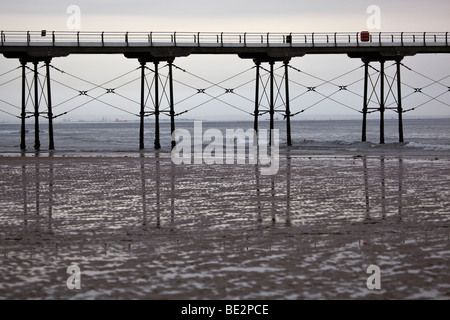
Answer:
2, 0, 450, 31
0, 0, 449, 121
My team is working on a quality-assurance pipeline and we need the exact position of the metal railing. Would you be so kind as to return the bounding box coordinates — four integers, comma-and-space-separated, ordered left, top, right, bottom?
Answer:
0, 31, 449, 48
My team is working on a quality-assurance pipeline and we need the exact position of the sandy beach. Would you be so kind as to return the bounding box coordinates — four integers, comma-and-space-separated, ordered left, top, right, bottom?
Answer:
0, 151, 449, 300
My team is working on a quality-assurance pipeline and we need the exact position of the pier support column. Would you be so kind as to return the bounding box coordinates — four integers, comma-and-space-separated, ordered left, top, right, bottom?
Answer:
45, 59, 55, 150
168, 60, 176, 149
284, 59, 292, 147
239, 54, 298, 147
352, 53, 407, 144
396, 59, 404, 143
33, 61, 40, 151
139, 61, 146, 150
20, 60, 27, 150
253, 60, 260, 145
361, 59, 369, 142
269, 60, 275, 146
379, 60, 385, 145
154, 61, 161, 150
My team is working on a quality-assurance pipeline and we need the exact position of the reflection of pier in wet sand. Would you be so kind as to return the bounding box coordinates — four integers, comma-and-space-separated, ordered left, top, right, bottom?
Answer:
0, 154, 449, 299
6, 154, 428, 239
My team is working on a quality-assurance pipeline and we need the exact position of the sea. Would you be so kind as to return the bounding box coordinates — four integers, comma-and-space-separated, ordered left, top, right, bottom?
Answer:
1, 118, 449, 156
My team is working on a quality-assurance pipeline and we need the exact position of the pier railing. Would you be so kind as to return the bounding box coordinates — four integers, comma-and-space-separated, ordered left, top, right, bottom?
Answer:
1, 31, 449, 48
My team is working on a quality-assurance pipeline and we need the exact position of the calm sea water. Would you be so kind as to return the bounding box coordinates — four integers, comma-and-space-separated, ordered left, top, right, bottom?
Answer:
1, 118, 450, 155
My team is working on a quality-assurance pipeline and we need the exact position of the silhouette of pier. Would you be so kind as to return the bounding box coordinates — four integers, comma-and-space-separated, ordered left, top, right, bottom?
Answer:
0, 31, 449, 150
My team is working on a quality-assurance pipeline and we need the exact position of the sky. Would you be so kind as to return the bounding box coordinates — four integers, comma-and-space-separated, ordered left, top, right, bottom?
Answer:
0, 0, 449, 121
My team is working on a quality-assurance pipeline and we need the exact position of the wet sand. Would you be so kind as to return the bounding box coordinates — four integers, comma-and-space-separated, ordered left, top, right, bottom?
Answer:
0, 152, 449, 299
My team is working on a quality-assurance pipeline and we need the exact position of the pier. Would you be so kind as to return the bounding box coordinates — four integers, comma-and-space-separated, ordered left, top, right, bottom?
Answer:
1, 30, 449, 150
